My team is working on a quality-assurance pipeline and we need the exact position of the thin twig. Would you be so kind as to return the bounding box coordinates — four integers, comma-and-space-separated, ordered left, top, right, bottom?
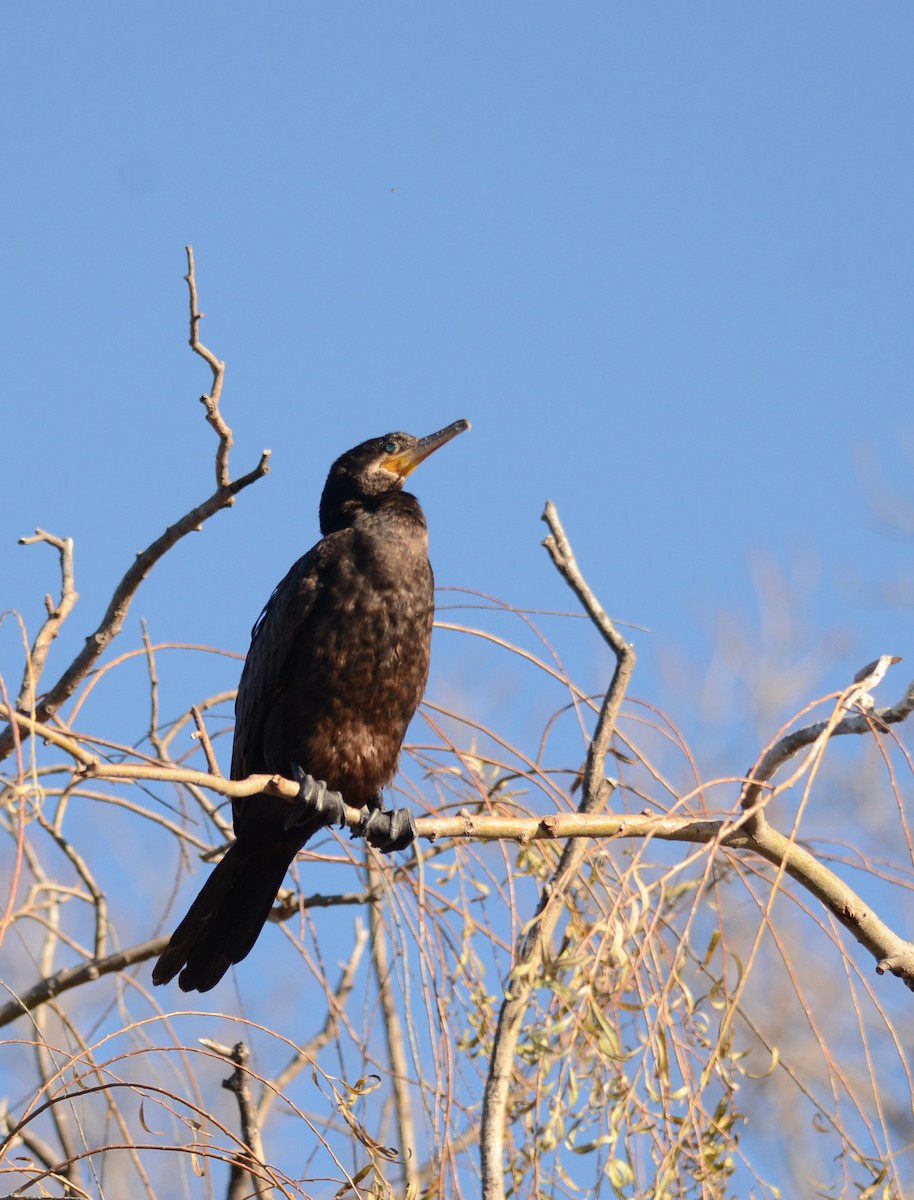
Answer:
257, 921, 370, 1123
140, 619, 165, 760
740, 663, 914, 812
191, 704, 224, 777
33, 802, 108, 959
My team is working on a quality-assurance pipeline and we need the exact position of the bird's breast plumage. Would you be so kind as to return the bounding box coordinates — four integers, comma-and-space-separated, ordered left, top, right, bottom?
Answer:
249, 510, 434, 807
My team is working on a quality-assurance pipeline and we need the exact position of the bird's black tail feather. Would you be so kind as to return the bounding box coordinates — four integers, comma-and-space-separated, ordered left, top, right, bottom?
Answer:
152, 842, 293, 993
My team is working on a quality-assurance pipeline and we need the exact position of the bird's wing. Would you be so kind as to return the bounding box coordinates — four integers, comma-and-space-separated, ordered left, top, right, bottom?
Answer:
229, 536, 340, 782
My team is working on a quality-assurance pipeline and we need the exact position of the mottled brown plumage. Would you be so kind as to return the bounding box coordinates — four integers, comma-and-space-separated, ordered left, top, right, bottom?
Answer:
152, 420, 469, 992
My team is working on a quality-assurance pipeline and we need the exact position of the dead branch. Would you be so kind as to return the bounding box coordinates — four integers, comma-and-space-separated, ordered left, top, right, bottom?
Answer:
15, 530, 78, 714
185, 244, 232, 489
0, 249, 270, 764
198, 1040, 268, 1200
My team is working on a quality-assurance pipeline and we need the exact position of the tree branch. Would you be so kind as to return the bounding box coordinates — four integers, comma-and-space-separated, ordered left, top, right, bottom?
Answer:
481, 502, 637, 1200
740, 658, 914, 812
185, 244, 232, 490
15, 530, 79, 714
198, 1040, 268, 1200
0, 249, 270, 764
368, 863, 418, 1194
2, 667, 911, 1058
0, 891, 370, 1029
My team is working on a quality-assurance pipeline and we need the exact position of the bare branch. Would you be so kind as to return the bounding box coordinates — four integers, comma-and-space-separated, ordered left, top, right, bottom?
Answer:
185, 245, 232, 489
0, 252, 270, 765
191, 704, 224, 777
198, 1040, 268, 1200
140, 618, 165, 760
0, 891, 372, 1029
0, 454, 268, 765
368, 862, 418, 1193
15, 529, 78, 713
741, 661, 914, 812
481, 503, 636, 1200
541, 499, 636, 811
0, 937, 170, 1028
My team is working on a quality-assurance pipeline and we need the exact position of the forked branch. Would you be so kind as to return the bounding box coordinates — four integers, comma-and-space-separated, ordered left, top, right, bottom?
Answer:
0, 250, 270, 764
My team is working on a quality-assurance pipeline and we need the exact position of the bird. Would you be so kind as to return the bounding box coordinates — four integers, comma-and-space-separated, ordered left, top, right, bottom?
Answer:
152, 419, 470, 992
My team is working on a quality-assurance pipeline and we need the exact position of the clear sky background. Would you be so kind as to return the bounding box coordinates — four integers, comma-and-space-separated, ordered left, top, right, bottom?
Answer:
3, 3, 913, 761
2, 4, 912, 746
2, 6, 914, 1195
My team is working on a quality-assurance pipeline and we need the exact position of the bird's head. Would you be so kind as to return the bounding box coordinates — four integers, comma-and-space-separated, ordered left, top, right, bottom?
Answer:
320, 419, 470, 532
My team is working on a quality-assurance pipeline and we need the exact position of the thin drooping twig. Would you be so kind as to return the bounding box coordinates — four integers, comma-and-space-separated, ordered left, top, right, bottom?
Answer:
15, 530, 78, 714
0, 249, 270, 764
480, 502, 637, 1200
257, 921, 370, 1124
3, 654, 913, 1040
32, 803, 109, 959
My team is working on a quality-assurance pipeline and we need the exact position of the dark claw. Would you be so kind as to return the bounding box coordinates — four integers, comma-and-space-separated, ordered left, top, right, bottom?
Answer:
284, 765, 346, 831
356, 805, 417, 853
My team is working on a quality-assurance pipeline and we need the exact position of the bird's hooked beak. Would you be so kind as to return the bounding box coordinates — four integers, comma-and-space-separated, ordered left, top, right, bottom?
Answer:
384, 419, 471, 478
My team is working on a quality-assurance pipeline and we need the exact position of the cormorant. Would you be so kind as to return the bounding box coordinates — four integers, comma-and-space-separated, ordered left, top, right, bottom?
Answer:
152, 419, 470, 992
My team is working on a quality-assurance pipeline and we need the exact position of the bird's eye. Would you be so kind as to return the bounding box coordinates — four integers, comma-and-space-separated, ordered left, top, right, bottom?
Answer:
384, 441, 398, 454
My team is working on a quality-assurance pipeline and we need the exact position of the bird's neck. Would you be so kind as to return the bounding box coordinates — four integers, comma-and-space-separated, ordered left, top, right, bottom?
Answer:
320, 489, 427, 536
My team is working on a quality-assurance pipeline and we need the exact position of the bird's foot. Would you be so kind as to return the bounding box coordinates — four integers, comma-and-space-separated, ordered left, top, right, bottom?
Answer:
355, 802, 417, 854
284, 765, 346, 831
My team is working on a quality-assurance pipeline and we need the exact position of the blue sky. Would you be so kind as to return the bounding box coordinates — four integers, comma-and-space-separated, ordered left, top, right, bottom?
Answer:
2, 5, 913, 1195
3, 5, 911, 752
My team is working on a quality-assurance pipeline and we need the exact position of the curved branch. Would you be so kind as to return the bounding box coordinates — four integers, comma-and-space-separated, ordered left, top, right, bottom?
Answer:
0, 459, 269, 766
741, 665, 914, 812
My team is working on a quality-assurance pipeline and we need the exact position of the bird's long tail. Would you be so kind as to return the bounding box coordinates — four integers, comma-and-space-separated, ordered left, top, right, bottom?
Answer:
152, 842, 293, 993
